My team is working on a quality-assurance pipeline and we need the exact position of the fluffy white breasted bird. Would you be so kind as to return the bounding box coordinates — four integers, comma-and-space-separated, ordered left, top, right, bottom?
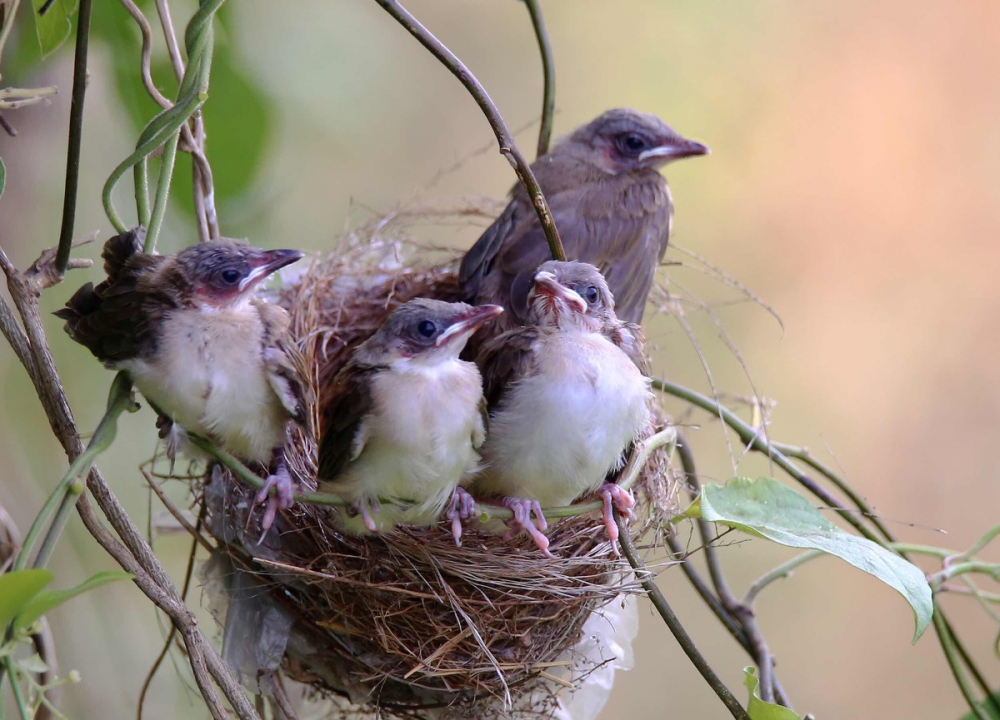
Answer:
473, 261, 652, 555
57, 229, 309, 537
317, 299, 503, 542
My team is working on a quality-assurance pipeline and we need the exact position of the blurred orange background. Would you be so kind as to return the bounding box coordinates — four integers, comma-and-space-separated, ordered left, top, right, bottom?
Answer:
1, 0, 998, 718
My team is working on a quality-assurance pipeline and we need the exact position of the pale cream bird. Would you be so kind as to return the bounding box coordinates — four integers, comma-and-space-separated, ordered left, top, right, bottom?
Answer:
317, 299, 503, 543
473, 262, 652, 555
57, 229, 309, 537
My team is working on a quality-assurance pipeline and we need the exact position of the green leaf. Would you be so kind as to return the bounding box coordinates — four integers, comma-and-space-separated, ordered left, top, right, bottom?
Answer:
959, 689, 1000, 720
0, 156, 6, 199
0, 569, 54, 630
30, 0, 78, 57
688, 477, 933, 642
744, 667, 801, 720
13, 571, 133, 632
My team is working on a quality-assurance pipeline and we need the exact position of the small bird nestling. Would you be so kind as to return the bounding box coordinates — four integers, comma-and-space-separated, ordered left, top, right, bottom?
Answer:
317, 299, 503, 543
472, 262, 653, 555
460, 107, 708, 347
56, 228, 309, 538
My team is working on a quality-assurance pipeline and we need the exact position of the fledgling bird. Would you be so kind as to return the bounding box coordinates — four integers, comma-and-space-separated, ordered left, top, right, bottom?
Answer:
56, 228, 308, 536
473, 261, 652, 555
459, 108, 708, 340
317, 299, 503, 542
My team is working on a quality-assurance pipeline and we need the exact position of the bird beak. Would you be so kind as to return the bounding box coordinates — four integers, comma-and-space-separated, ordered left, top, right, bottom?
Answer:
435, 304, 504, 347
638, 137, 710, 163
239, 249, 304, 292
531, 271, 587, 314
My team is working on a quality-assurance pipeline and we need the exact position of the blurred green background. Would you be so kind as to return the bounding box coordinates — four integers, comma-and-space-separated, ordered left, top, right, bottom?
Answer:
2, 0, 999, 718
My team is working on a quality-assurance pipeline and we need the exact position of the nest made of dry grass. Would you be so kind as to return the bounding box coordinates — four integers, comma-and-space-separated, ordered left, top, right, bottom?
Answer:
202, 201, 680, 719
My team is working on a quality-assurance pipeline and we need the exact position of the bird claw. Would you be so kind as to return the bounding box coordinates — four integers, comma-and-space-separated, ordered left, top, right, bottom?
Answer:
155, 414, 187, 474
353, 497, 381, 533
254, 465, 295, 543
446, 487, 477, 546
503, 498, 553, 557
600, 482, 635, 552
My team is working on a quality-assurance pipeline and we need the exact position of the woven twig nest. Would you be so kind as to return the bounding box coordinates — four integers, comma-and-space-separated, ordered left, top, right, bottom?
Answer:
200, 205, 680, 719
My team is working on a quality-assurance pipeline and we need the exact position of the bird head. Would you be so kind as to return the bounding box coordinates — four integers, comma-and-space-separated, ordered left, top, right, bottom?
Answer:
566, 108, 709, 174
168, 239, 303, 308
362, 299, 504, 365
527, 261, 616, 331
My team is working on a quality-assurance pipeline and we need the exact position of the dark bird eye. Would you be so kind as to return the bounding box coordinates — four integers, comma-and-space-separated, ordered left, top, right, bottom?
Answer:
585, 286, 600, 304
417, 320, 437, 338
620, 133, 647, 153
221, 269, 241, 284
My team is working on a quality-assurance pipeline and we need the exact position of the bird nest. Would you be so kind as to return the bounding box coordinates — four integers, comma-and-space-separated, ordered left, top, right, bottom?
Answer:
198, 203, 681, 719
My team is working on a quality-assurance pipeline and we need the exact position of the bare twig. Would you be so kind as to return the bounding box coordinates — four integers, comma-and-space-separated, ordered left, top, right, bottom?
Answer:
676, 431, 783, 706
371, 0, 566, 262
54, 0, 93, 275
522, 0, 555, 157
617, 510, 751, 720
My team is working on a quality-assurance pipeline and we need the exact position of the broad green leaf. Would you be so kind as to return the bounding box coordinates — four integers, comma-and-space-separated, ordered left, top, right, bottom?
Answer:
744, 667, 801, 720
13, 571, 133, 632
30, 0, 78, 57
959, 689, 1000, 720
0, 569, 53, 629
687, 477, 933, 642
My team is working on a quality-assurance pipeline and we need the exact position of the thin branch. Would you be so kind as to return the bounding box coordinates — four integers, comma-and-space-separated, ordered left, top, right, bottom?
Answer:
54, 0, 93, 275
771, 442, 893, 542
617, 511, 751, 720
653, 378, 882, 543
744, 550, 825, 606
195, 425, 676, 523
933, 609, 992, 720
141, 468, 214, 552
522, 0, 555, 157
372, 0, 566, 262
676, 431, 781, 706
146, 131, 181, 252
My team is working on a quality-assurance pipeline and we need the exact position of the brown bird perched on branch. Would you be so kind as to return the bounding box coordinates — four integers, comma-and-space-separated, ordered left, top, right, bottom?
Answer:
56, 228, 308, 537
459, 108, 707, 338
317, 299, 502, 543
472, 261, 652, 555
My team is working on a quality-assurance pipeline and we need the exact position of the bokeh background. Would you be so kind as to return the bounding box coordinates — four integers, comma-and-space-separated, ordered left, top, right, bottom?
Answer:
2, 0, 999, 717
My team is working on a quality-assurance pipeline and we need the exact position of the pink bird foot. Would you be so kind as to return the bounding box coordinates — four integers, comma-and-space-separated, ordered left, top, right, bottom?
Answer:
503, 498, 553, 557
254, 451, 297, 543
600, 482, 635, 549
446, 487, 477, 546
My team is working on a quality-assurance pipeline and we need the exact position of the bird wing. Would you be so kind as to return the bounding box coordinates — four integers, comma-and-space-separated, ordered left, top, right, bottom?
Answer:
316, 361, 382, 480
55, 227, 169, 364
464, 173, 672, 324
476, 326, 541, 410
458, 199, 521, 301
612, 321, 650, 376
256, 300, 313, 432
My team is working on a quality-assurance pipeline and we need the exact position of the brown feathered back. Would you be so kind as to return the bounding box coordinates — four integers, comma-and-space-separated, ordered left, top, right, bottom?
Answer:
55, 227, 169, 365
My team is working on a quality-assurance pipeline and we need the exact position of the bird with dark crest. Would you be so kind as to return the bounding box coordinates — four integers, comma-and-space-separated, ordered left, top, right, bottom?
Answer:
317, 299, 502, 543
472, 261, 652, 555
56, 228, 309, 538
460, 108, 707, 346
